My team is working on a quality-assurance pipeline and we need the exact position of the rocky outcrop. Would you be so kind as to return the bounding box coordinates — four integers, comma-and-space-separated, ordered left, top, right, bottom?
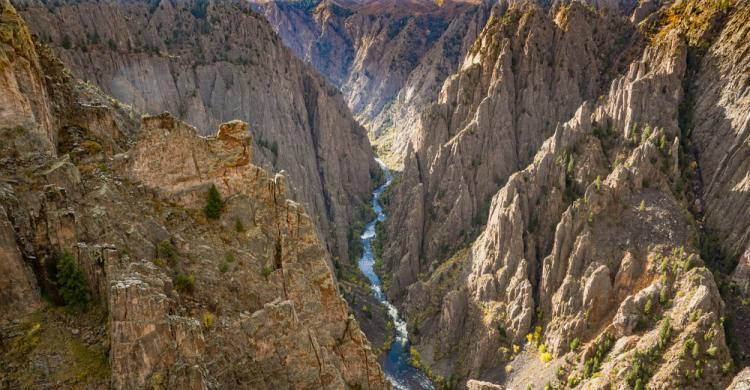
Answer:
105, 113, 386, 389
384, 1, 645, 302
0, 2, 386, 388
729, 367, 750, 390
15, 0, 378, 263
254, 0, 491, 166
466, 379, 504, 390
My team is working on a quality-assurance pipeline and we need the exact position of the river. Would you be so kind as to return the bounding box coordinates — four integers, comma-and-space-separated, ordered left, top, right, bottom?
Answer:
358, 159, 436, 390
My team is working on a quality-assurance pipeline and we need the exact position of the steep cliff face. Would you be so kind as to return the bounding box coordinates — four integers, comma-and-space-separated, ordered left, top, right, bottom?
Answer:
14, 0, 378, 263
0, 1, 385, 388
689, 2, 750, 275
384, 1, 644, 301
389, 1, 749, 388
254, 0, 491, 166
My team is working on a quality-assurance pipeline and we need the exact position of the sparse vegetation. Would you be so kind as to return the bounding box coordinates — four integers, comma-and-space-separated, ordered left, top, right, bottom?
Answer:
261, 265, 273, 279
641, 125, 651, 144
570, 337, 580, 352
202, 312, 214, 328
61, 34, 72, 49
658, 318, 671, 349
234, 218, 245, 232
659, 286, 669, 305
156, 239, 177, 261
644, 298, 653, 315
497, 323, 507, 338
173, 274, 195, 293
583, 333, 614, 379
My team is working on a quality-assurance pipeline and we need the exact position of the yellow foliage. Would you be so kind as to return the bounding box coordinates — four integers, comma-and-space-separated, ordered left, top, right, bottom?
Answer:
202, 312, 214, 329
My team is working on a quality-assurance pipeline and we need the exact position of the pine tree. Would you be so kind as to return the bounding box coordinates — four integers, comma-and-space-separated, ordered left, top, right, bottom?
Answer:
203, 184, 225, 219
57, 251, 89, 308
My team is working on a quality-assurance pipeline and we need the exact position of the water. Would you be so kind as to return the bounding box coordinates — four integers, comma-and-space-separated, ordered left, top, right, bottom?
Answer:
358, 159, 436, 390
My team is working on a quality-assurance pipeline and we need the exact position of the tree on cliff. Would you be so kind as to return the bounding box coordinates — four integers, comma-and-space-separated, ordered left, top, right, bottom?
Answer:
56, 251, 89, 308
204, 184, 225, 219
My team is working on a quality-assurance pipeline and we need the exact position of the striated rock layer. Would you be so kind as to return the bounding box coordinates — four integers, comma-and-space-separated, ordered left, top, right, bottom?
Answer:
14, 0, 379, 263
0, 1, 386, 388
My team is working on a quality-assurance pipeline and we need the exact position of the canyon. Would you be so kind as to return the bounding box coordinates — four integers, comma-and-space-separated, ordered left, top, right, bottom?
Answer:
2, 0, 750, 389
252, 0, 491, 167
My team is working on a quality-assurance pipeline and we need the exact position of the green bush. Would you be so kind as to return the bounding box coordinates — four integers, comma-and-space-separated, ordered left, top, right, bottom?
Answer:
57, 251, 89, 308
570, 337, 580, 352
659, 286, 669, 304
234, 218, 245, 232
683, 338, 696, 357
261, 265, 273, 279
658, 134, 668, 153
156, 239, 177, 261
191, 0, 209, 19
641, 126, 651, 144
658, 318, 671, 348
203, 184, 225, 219
173, 274, 195, 293
497, 324, 507, 338
61, 35, 72, 49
